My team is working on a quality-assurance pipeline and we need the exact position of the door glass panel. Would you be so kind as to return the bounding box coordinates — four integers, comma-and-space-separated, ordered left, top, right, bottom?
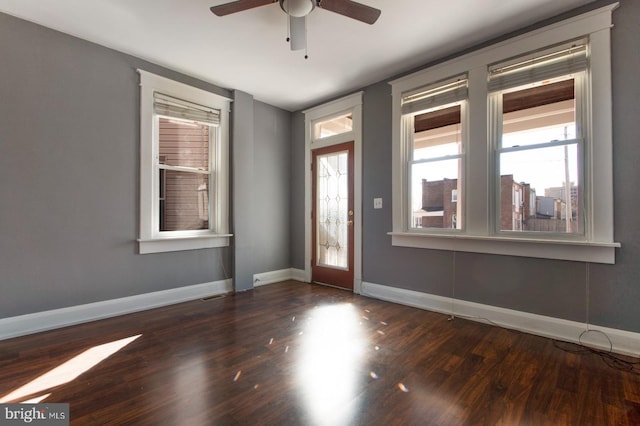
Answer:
316, 150, 349, 269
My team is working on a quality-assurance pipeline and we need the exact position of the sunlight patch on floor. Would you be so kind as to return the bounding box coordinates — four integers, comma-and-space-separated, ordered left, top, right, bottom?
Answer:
296, 303, 366, 426
0, 334, 142, 403
18, 393, 51, 404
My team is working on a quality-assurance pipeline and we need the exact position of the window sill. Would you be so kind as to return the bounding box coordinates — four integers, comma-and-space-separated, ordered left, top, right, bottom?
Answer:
138, 234, 232, 254
388, 232, 620, 264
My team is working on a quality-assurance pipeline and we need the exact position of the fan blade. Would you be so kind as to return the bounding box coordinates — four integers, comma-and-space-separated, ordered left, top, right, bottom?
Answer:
290, 16, 306, 51
318, 0, 381, 24
210, 0, 276, 17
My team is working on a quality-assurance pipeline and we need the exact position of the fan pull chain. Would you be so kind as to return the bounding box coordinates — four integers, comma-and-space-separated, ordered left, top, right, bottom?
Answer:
304, 15, 309, 59
286, 9, 291, 43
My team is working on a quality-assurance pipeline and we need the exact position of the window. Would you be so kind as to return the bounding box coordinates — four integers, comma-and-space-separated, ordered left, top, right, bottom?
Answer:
314, 113, 353, 139
401, 77, 467, 231
138, 70, 231, 254
156, 95, 214, 232
489, 42, 586, 235
390, 4, 619, 264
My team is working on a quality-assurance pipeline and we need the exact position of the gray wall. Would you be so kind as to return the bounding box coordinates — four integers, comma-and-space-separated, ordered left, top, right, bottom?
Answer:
252, 101, 291, 274
232, 90, 255, 292
589, 0, 640, 330
0, 13, 291, 317
289, 112, 306, 270
291, 0, 640, 333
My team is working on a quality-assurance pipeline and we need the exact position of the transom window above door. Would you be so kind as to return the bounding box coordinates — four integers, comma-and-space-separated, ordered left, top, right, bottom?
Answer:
313, 113, 353, 139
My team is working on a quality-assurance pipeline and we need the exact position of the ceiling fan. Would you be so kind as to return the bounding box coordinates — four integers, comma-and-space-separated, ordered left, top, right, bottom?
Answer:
210, 0, 381, 56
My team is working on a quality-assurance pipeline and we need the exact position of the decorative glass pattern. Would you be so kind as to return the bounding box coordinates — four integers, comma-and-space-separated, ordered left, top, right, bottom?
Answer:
316, 151, 349, 269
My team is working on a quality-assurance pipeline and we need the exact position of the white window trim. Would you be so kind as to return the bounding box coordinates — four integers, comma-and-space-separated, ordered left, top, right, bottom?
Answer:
304, 92, 363, 293
137, 70, 232, 254
389, 3, 620, 264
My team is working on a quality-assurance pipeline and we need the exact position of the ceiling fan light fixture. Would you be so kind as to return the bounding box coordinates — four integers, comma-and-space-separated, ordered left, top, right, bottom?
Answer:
279, 0, 315, 17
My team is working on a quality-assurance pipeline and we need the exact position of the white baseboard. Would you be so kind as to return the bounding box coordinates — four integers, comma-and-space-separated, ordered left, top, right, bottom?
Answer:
253, 268, 307, 287
361, 281, 640, 357
290, 268, 307, 282
0, 279, 233, 341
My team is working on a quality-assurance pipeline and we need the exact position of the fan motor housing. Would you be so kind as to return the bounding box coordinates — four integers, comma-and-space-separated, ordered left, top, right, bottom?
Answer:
279, 0, 316, 17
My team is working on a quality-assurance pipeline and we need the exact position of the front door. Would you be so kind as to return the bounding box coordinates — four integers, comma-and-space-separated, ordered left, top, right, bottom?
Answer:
311, 142, 354, 290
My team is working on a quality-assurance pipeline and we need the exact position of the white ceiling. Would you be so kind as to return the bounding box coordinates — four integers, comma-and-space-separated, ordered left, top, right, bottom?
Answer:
0, 0, 595, 111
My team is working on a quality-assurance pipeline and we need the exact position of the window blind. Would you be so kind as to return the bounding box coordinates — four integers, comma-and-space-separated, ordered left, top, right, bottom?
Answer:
488, 42, 587, 93
154, 93, 220, 125
401, 76, 468, 115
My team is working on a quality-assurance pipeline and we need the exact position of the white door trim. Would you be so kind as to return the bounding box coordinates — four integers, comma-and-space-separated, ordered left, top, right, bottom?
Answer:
304, 92, 363, 293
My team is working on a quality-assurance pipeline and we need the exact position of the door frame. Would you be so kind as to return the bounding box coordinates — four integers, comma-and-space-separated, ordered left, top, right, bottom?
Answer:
304, 92, 363, 293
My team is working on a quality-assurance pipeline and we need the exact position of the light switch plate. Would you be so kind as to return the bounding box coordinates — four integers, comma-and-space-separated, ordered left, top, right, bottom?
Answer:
374, 198, 383, 209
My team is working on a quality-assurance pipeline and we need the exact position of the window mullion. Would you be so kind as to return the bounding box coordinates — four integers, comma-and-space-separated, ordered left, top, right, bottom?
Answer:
411, 153, 464, 165
209, 127, 216, 232
489, 91, 503, 235
465, 68, 491, 236
158, 164, 210, 174
401, 114, 414, 230
150, 115, 160, 237
573, 71, 588, 240
499, 138, 580, 154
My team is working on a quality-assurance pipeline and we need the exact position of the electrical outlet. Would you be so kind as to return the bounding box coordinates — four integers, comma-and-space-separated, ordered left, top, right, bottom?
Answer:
374, 198, 383, 209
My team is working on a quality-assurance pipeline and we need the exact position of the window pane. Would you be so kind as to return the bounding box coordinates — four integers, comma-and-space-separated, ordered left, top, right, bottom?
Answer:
411, 158, 462, 229
502, 79, 575, 148
316, 151, 349, 268
314, 113, 353, 139
500, 144, 579, 233
158, 117, 209, 170
500, 77, 580, 234
160, 170, 209, 231
414, 105, 462, 160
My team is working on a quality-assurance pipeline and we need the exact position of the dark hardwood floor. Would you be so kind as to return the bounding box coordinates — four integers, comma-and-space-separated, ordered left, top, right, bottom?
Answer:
1, 281, 639, 425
